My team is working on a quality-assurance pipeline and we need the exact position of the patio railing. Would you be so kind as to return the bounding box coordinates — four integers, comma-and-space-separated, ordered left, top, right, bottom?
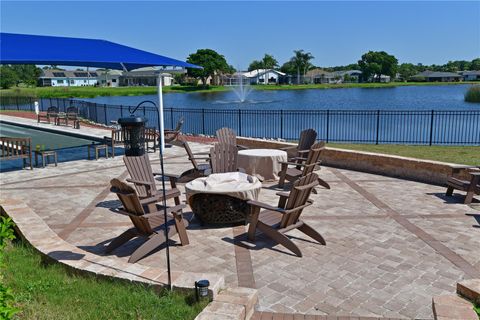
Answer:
1, 96, 479, 145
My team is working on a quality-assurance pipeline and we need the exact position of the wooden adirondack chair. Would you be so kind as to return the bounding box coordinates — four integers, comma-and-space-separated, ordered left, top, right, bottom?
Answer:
247, 173, 325, 257
107, 178, 189, 263
446, 168, 480, 204
123, 154, 181, 211
281, 128, 317, 159
210, 143, 239, 173
164, 117, 185, 143
278, 141, 330, 190
216, 127, 248, 150
177, 138, 212, 183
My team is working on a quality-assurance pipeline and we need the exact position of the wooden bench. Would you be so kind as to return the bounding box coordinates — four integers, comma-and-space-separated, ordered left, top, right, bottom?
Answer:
0, 137, 33, 170
37, 106, 59, 124
56, 106, 80, 129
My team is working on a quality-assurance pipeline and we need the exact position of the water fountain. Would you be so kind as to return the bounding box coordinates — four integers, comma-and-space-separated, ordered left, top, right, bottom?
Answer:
231, 73, 252, 103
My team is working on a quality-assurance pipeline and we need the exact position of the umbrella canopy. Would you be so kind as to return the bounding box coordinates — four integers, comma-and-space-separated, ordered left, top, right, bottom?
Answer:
0, 32, 200, 70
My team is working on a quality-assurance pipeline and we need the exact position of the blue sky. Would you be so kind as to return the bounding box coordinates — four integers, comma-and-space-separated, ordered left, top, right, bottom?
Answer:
1, 1, 479, 69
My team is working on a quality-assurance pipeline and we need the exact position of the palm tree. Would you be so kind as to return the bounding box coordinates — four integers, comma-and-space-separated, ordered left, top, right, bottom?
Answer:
290, 50, 314, 84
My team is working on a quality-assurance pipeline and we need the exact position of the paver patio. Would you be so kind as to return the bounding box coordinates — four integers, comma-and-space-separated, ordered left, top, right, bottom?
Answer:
1, 140, 479, 319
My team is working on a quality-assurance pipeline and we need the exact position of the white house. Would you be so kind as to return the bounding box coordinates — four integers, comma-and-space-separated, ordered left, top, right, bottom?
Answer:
121, 67, 178, 86
242, 69, 286, 84
96, 69, 122, 87
39, 70, 99, 87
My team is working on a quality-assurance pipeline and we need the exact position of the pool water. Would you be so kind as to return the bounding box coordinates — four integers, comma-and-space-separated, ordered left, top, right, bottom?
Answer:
0, 123, 94, 150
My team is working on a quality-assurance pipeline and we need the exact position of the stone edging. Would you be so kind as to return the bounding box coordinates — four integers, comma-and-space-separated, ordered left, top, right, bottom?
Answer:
237, 137, 473, 185
0, 197, 224, 299
431, 279, 480, 320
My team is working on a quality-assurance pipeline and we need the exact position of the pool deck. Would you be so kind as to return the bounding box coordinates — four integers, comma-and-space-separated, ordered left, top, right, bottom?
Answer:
1, 134, 479, 319
0, 114, 112, 141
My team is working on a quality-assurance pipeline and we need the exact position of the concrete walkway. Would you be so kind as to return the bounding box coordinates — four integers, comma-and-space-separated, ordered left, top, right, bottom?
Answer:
0, 141, 479, 319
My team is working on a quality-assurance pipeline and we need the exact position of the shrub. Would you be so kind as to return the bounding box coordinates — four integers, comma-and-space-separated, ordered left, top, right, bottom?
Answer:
0, 217, 19, 320
465, 85, 480, 103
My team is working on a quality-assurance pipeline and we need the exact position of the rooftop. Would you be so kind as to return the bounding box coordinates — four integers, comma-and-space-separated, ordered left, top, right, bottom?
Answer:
412, 71, 462, 78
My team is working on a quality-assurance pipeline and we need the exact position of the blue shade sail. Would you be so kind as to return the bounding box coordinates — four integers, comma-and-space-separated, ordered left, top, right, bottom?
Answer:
0, 32, 201, 70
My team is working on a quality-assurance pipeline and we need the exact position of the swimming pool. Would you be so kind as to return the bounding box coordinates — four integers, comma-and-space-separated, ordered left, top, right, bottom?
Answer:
0, 122, 95, 150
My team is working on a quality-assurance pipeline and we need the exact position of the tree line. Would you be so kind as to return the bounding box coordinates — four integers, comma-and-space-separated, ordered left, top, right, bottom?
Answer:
185, 49, 480, 85
1, 50, 479, 89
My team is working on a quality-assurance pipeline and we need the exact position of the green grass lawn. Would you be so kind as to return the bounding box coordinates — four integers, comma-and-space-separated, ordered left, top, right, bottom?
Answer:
327, 143, 480, 166
1, 81, 476, 98
0, 85, 228, 99
474, 303, 479, 317
3, 241, 208, 320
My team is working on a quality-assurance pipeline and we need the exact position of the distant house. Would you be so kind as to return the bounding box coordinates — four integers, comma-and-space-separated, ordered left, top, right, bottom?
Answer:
120, 67, 176, 86
460, 70, 480, 81
96, 70, 122, 87
372, 74, 391, 83
39, 70, 99, 87
242, 69, 286, 84
305, 69, 362, 84
305, 68, 330, 84
410, 71, 462, 82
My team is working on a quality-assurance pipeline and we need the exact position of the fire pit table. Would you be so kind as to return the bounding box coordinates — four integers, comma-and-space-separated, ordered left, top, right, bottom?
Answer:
185, 172, 262, 226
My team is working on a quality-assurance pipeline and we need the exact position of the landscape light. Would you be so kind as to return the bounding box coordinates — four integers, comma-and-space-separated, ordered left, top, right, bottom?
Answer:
194, 280, 210, 302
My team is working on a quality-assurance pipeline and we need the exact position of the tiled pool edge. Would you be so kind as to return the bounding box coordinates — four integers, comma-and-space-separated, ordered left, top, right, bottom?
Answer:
0, 197, 225, 299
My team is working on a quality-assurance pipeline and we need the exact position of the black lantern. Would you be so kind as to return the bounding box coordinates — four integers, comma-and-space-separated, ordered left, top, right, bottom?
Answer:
195, 280, 210, 301
118, 116, 147, 156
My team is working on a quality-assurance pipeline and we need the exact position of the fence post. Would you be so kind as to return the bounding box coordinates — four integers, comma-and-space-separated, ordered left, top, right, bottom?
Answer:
375, 110, 380, 145
170, 108, 174, 129
429, 110, 434, 146
280, 110, 284, 139
94, 103, 98, 123
202, 108, 205, 135
326, 110, 330, 143
120, 105, 123, 117
16, 96, 19, 110
104, 104, 108, 125
238, 109, 242, 136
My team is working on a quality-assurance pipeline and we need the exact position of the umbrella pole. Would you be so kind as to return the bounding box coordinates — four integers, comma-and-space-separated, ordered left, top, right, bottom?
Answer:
157, 73, 172, 290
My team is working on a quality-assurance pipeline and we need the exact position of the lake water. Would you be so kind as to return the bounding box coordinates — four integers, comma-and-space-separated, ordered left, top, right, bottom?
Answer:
32, 84, 479, 145
83, 84, 479, 110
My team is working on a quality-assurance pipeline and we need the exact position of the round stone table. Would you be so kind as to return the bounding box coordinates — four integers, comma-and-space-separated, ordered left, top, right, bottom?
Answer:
238, 149, 288, 181
185, 172, 262, 226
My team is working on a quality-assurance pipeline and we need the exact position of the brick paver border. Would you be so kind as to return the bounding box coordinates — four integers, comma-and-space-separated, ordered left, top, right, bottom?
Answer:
233, 225, 256, 288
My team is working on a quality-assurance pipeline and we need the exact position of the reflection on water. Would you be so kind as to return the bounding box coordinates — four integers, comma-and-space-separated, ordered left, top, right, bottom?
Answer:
213, 99, 276, 105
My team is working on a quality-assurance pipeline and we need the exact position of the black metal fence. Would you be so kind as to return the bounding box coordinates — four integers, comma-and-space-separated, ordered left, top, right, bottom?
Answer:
1, 96, 479, 145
